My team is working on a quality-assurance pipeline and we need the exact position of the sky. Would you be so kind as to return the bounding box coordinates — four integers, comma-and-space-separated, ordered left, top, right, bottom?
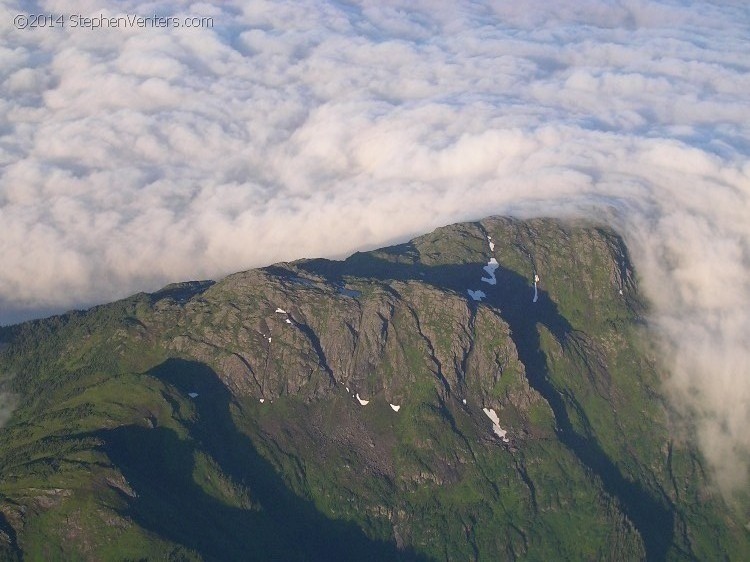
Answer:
1, 1, 749, 499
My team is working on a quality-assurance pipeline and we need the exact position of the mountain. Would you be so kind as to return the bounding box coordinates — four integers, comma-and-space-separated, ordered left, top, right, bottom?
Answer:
0, 216, 747, 561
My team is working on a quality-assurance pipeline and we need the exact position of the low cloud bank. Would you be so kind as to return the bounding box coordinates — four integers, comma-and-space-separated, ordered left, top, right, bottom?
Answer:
1, 1, 749, 500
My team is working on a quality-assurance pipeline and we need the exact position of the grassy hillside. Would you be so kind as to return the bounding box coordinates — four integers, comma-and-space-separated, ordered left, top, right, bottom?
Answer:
0, 217, 746, 560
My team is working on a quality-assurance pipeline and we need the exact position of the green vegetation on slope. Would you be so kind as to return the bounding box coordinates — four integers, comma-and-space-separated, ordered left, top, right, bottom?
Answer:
0, 217, 747, 561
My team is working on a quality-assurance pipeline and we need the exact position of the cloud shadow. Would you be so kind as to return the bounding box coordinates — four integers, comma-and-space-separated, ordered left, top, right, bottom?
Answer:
93, 358, 430, 561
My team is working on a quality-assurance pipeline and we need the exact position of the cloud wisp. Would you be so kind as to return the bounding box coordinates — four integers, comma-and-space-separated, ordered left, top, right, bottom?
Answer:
1, 0, 749, 502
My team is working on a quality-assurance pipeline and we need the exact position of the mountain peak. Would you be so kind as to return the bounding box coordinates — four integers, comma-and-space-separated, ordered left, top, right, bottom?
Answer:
0, 217, 745, 561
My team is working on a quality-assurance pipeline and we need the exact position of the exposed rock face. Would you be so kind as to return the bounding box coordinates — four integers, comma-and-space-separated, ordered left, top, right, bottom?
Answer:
0, 217, 746, 561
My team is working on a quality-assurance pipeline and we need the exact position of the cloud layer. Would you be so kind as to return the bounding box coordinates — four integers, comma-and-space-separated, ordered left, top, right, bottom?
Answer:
1, 1, 749, 500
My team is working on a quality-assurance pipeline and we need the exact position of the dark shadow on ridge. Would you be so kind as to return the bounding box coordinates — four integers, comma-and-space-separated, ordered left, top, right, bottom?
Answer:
92, 358, 430, 562
298, 253, 675, 561
149, 281, 216, 305
0, 511, 21, 562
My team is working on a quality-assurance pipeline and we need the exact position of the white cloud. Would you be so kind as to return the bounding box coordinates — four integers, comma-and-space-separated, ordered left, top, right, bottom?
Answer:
1, 0, 749, 502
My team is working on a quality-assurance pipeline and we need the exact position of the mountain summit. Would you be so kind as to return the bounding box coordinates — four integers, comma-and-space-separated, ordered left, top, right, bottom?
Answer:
0, 217, 746, 560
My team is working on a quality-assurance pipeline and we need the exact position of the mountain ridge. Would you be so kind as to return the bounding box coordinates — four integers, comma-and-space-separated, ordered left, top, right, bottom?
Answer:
0, 216, 747, 560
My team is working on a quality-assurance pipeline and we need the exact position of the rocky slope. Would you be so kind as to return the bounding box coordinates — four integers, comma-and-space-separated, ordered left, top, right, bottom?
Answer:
0, 216, 747, 561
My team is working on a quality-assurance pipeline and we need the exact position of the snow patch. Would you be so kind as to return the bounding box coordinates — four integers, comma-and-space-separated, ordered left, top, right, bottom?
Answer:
481, 258, 499, 285
188, 392, 199, 398
259, 398, 265, 403
390, 403, 401, 412
483, 407, 500, 425
268, 337, 272, 342
467, 289, 486, 301
356, 393, 369, 406
482, 407, 510, 442
532, 274, 539, 303
462, 398, 467, 405
285, 318, 292, 324
487, 236, 495, 252
275, 308, 287, 314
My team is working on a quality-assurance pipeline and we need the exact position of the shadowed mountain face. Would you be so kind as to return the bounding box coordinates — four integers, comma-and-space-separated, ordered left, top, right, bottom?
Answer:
0, 217, 746, 561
